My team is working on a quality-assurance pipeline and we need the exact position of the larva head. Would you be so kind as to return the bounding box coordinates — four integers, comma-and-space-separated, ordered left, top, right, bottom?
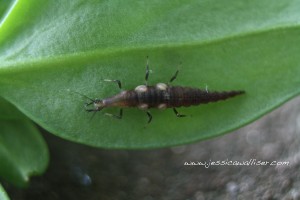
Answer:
85, 99, 105, 112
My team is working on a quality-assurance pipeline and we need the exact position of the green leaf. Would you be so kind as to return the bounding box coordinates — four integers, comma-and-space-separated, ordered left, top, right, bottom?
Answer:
0, 98, 49, 187
0, 0, 13, 22
0, 184, 9, 200
0, 97, 26, 120
0, 183, 10, 200
0, 0, 300, 148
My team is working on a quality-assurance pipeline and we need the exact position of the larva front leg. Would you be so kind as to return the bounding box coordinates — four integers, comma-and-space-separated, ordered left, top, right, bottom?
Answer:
104, 79, 122, 89
105, 109, 123, 119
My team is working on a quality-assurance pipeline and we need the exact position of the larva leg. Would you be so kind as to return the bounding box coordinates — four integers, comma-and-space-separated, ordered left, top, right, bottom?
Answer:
84, 101, 94, 107
173, 108, 186, 117
145, 56, 150, 86
86, 108, 101, 120
105, 109, 123, 119
146, 111, 152, 123
169, 70, 179, 83
85, 109, 99, 112
104, 79, 122, 89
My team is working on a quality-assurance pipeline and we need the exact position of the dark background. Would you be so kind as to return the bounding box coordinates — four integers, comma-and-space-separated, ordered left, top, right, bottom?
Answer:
3, 97, 300, 200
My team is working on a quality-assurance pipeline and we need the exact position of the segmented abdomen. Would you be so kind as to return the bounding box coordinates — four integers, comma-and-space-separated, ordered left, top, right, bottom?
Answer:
165, 86, 244, 107
116, 85, 244, 109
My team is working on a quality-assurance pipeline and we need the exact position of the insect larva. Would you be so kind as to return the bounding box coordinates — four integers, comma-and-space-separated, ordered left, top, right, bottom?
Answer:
85, 58, 245, 123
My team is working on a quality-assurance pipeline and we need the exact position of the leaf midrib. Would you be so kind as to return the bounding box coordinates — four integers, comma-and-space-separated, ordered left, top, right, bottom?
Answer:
0, 23, 299, 73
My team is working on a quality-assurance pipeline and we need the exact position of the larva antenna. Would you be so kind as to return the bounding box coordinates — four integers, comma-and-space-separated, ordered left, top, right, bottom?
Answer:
68, 90, 95, 102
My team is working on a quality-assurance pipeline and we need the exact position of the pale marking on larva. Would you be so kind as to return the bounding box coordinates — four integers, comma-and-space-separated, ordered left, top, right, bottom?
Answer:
138, 103, 148, 110
135, 85, 147, 92
164, 93, 170, 100
156, 83, 168, 90
120, 91, 127, 95
157, 104, 167, 110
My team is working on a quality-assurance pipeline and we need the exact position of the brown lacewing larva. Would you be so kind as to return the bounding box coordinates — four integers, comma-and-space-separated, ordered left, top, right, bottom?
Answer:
84, 58, 245, 123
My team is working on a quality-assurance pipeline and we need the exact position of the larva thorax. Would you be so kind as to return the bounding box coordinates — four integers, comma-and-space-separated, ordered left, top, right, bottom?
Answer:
101, 83, 170, 110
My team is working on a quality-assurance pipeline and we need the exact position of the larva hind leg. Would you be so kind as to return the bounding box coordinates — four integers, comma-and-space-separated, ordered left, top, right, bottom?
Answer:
146, 111, 152, 123
173, 108, 186, 117
169, 61, 182, 84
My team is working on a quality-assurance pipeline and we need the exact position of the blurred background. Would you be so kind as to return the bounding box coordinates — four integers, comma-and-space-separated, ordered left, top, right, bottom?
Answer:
2, 96, 300, 200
